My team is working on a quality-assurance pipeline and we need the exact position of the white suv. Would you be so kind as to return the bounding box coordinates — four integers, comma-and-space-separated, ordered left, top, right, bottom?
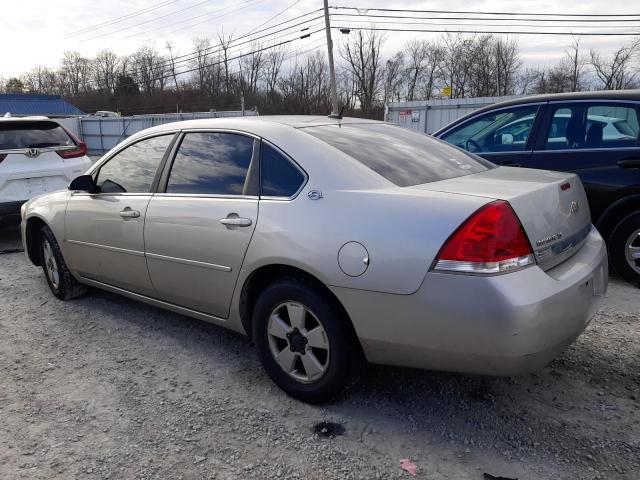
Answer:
0, 116, 92, 225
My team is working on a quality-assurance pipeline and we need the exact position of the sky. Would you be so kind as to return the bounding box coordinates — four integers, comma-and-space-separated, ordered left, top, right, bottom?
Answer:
3, 0, 639, 78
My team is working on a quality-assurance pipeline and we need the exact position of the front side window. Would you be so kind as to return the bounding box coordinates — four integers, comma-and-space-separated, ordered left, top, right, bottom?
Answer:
304, 123, 492, 187
544, 103, 640, 150
260, 143, 305, 197
96, 134, 173, 193
440, 105, 539, 154
166, 132, 254, 195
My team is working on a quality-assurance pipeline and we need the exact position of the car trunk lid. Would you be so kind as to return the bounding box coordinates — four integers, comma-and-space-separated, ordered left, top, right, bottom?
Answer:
411, 166, 592, 270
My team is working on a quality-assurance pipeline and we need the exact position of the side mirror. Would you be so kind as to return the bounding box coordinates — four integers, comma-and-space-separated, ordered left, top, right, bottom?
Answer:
69, 174, 98, 193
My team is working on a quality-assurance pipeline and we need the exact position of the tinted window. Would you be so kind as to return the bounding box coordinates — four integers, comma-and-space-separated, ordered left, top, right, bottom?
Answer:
261, 143, 305, 197
166, 132, 254, 195
544, 104, 640, 150
96, 135, 173, 193
440, 105, 539, 153
0, 121, 75, 149
304, 123, 492, 187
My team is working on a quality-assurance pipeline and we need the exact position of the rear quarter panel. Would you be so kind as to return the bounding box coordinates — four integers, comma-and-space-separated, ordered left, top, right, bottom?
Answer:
241, 187, 490, 295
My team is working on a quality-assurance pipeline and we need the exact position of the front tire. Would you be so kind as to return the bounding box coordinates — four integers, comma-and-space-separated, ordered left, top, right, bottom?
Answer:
609, 212, 640, 286
40, 225, 87, 300
252, 279, 360, 403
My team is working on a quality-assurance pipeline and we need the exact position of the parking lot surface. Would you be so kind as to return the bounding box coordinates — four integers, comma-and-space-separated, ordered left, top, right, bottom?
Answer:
0, 225, 638, 480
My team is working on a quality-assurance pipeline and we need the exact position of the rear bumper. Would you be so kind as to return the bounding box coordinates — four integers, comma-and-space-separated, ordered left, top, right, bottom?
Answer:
0, 200, 25, 226
331, 226, 608, 376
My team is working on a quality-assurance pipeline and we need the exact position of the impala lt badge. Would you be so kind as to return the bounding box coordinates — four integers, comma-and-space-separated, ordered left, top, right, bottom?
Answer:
536, 232, 563, 247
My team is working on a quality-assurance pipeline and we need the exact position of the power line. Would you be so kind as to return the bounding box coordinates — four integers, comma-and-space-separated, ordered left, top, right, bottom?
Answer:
330, 12, 640, 23
76, 0, 216, 42
335, 17, 640, 30
64, 0, 178, 38
244, 0, 302, 36
332, 6, 640, 18
145, 11, 323, 74
79, 12, 323, 91
332, 25, 640, 36
136, 28, 323, 85
122, 0, 265, 41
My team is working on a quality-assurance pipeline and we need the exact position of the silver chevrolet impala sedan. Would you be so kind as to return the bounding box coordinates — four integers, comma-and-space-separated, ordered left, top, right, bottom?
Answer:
21, 116, 608, 402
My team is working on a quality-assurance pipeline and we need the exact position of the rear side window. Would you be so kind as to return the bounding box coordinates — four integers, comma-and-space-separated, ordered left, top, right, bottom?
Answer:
543, 103, 640, 150
303, 123, 492, 187
96, 135, 173, 193
261, 143, 305, 197
166, 132, 254, 195
0, 121, 75, 149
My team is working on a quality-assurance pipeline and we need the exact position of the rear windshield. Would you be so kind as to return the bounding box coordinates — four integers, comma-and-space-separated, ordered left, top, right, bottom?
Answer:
302, 123, 493, 186
0, 121, 75, 150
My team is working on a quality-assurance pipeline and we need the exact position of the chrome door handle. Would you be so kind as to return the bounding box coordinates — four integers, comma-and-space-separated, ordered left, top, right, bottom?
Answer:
220, 217, 252, 227
119, 209, 140, 218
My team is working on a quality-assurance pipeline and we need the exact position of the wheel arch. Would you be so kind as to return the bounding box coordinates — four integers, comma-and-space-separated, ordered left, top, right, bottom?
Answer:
595, 194, 640, 243
238, 264, 363, 353
24, 216, 49, 266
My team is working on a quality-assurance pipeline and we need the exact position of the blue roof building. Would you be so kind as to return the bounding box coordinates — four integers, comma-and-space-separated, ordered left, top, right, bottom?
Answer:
0, 93, 84, 117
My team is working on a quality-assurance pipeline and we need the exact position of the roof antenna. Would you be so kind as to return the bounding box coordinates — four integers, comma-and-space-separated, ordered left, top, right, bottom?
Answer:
328, 104, 344, 120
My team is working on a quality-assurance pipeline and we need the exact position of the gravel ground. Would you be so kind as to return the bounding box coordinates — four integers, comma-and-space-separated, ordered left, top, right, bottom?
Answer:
0, 224, 638, 480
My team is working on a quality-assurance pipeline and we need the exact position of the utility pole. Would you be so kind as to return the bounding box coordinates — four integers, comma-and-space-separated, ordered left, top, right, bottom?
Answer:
323, 0, 340, 118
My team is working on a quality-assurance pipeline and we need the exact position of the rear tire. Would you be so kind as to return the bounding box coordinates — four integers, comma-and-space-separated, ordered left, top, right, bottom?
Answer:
252, 279, 361, 403
40, 225, 87, 300
609, 212, 640, 286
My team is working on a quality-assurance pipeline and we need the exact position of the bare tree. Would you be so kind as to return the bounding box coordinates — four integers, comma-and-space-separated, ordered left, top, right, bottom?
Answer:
22, 66, 58, 94
263, 44, 287, 98
238, 43, 265, 99
590, 39, 640, 90
340, 30, 384, 114
217, 31, 234, 90
404, 40, 429, 101
131, 46, 167, 93
60, 51, 91, 95
382, 52, 404, 104
94, 50, 120, 94
165, 42, 181, 92
494, 37, 521, 95
565, 37, 586, 91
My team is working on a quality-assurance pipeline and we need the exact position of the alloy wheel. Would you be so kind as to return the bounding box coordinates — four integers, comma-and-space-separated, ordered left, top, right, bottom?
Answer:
625, 228, 640, 275
267, 301, 330, 384
42, 239, 60, 289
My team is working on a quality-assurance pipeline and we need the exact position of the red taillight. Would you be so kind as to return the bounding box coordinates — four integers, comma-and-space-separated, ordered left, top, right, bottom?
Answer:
56, 141, 87, 159
57, 127, 87, 159
434, 200, 535, 274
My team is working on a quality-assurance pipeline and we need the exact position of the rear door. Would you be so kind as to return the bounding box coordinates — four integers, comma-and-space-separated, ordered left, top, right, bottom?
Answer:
525, 101, 640, 221
65, 134, 176, 295
437, 103, 544, 167
144, 131, 259, 318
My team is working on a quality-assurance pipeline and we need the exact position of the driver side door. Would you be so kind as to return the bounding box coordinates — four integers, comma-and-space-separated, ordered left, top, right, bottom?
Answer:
438, 103, 543, 167
64, 134, 176, 295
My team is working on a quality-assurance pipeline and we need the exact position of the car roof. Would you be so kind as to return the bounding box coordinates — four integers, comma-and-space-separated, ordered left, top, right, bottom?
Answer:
469, 90, 640, 115
124, 115, 385, 141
